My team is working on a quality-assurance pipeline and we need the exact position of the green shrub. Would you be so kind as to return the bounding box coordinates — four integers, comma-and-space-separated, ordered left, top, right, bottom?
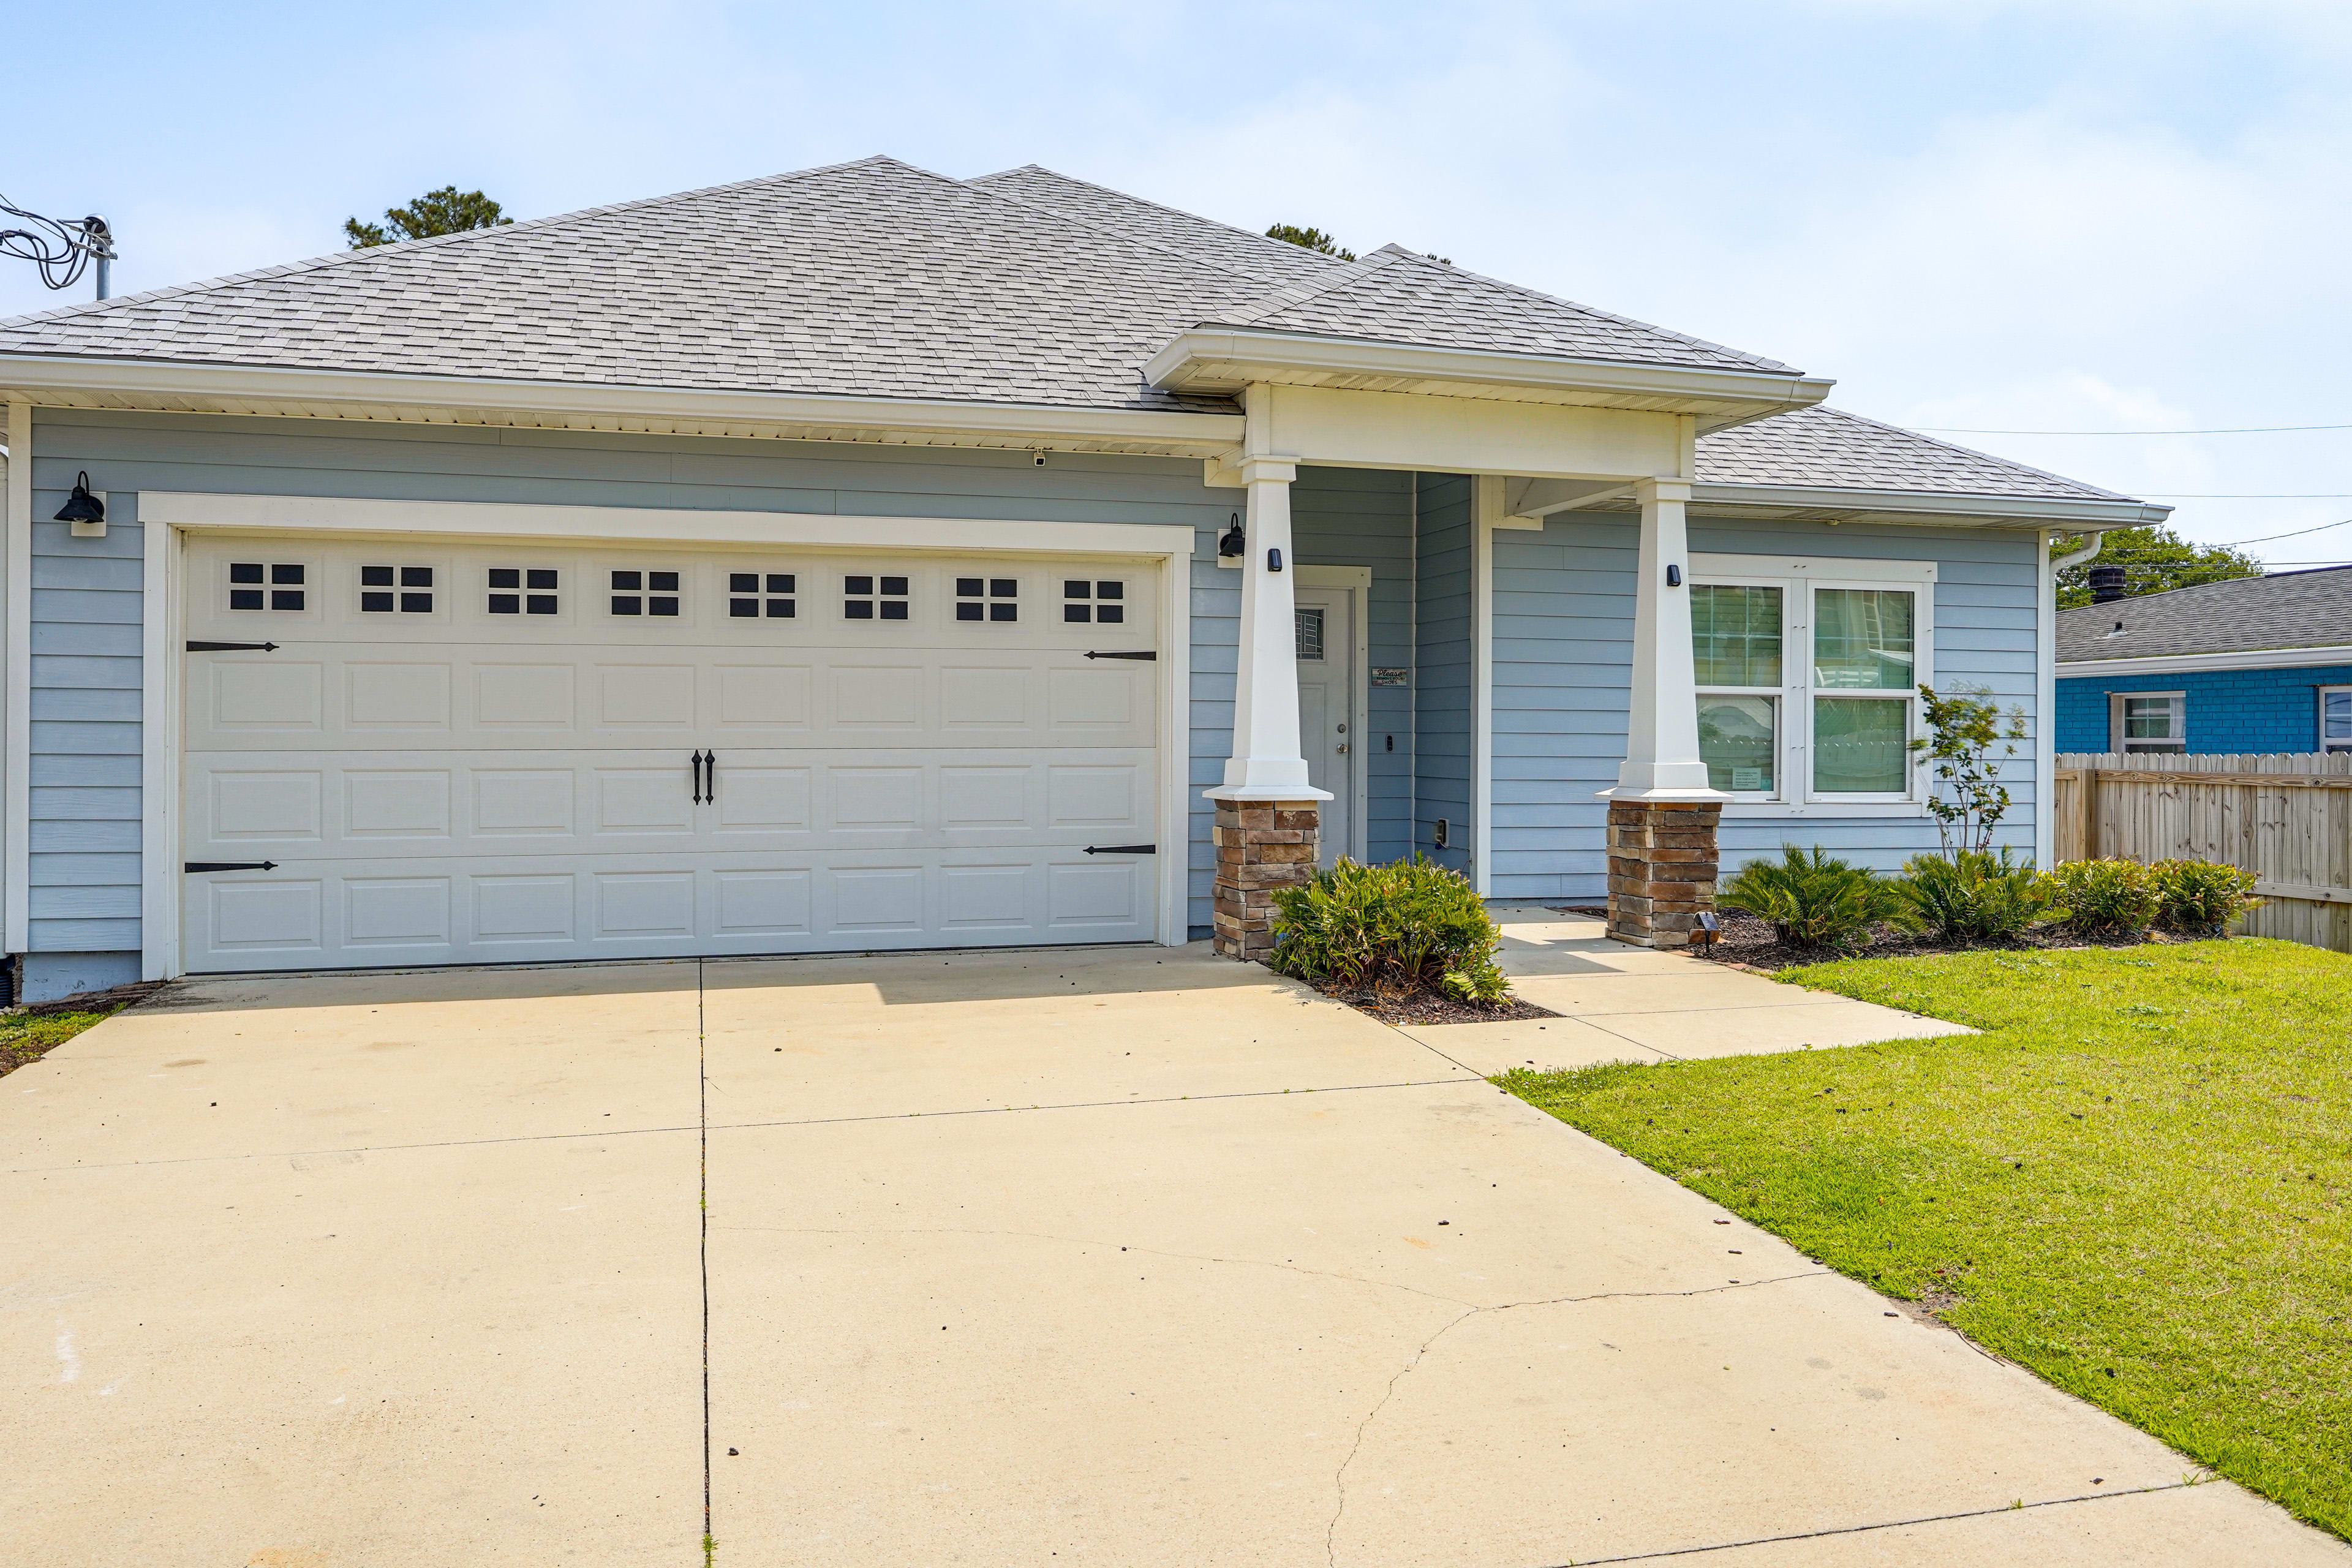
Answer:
1268, 855, 1510, 1003
1898, 849, 2051, 940
2152, 859, 2263, 937
2043, 858, 2162, 938
1721, 845, 1910, 951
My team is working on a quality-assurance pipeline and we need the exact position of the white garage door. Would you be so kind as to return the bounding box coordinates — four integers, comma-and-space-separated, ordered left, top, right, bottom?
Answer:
180, 536, 1162, 972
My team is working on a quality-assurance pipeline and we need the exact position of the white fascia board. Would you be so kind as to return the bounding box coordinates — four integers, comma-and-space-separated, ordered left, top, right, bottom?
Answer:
2059, 644, 2352, 679
1694, 481, 2168, 530
137, 491, 1197, 559
0, 354, 1245, 454
1144, 329, 1833, 421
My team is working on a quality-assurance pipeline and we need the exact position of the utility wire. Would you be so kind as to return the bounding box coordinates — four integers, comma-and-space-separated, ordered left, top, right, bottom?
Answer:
1920, 421, 2352, 436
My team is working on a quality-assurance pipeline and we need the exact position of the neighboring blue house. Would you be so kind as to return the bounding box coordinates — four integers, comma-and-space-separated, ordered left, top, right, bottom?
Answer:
0, 157, 2163, 999
2056, 564, 2352, 755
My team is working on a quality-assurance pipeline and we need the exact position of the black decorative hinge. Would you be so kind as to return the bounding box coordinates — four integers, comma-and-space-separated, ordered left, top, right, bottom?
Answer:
186, 640, 279, 653
185, 861, 277, 873
1082, 843, 1156, 855
1083, 650, 1156, 661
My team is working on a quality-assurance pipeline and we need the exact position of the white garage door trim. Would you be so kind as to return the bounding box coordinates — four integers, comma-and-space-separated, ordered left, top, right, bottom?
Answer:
139, 496, 1194, 978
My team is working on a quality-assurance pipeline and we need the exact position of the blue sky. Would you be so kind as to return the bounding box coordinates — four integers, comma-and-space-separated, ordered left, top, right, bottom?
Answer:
7, 1, 2350, 559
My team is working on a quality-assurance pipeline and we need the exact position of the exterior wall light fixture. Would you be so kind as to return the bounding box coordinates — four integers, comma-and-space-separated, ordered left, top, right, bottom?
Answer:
55, 471, 107, 537
1217, 511, 1245, 558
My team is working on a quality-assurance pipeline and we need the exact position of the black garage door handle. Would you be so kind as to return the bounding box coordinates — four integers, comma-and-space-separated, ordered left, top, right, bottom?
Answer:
1083, 844, 1155, 855
186, 861, 278, 873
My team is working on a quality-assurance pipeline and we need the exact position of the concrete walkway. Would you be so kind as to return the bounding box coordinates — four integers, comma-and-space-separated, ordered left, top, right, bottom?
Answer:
3, 944, 2340, 1566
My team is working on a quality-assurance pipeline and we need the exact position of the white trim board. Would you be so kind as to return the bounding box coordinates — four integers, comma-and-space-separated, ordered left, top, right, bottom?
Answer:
1691, 552, 1938, 583
4, 399, 29, 954
2059, 643, 2352, 679
141, 512, 181, 979
136, 492, 1196, 560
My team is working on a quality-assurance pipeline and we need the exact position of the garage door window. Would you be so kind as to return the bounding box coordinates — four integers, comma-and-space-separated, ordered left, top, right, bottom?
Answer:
957, 577, 1019, 622
229, 561, 307, 612
729, 572, 796, 619
487, 567, 559, 615
610, 570, 680, 617
1063, 580, 1125, 624
844, 575, 910, 620
360, 565, 434, 614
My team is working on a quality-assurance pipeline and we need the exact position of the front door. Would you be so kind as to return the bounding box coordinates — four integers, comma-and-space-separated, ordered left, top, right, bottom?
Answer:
1292, 587, 1354, 867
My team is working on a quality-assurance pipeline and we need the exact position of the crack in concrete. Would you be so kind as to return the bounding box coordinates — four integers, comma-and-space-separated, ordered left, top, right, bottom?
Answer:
1523, 1479, 2201, 1565
1322, 1271, 1830, 1567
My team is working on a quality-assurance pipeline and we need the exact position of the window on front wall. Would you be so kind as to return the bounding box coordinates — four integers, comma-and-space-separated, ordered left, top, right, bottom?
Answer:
2323, 687, 2352, 755
2112, 692, 2185, 755
1691, 573, 1927, 803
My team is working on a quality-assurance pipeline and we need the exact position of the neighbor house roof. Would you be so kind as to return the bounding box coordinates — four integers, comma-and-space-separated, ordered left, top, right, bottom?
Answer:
1695, 405, 2135, 503
2057, 565, 2352, 663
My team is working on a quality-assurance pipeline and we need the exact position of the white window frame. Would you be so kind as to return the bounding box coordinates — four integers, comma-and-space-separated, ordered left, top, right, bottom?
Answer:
2111, 690, 2187, 755
1691, 554, 1936, 818
2321, 685, 2352, 755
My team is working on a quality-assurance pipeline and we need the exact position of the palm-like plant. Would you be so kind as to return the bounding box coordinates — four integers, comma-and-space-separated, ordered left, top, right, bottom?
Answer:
1721, 845, 1910, 951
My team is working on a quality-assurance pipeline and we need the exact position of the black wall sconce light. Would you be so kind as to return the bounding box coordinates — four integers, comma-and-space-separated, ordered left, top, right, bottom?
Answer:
1267, 546, 1283, 573
1665, 564, 1682, 587
1217, 511, 1245, 559
55, 471, 106, 538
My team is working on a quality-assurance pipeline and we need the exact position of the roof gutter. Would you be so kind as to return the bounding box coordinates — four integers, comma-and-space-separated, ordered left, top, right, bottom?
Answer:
0, 353, 1247, 454
1144, 327, 1833, 429
2059, 643, 2352, 679
1691, 482, 2168, 531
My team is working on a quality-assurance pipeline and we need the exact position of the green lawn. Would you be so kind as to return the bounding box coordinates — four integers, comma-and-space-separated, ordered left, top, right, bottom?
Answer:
0, 1008, 118, 1079
1501, 938, 2351, 1542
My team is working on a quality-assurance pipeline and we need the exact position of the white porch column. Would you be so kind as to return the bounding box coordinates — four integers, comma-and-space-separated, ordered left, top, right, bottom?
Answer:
1616, 477, 1719, 797
1211, 454, 1331, 801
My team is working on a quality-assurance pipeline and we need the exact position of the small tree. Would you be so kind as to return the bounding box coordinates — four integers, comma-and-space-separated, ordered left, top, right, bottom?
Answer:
1909, 684, 2027, 855
345, 186, 512, 249
2052, 524, 2259, 607
1265, 223, 1356, 261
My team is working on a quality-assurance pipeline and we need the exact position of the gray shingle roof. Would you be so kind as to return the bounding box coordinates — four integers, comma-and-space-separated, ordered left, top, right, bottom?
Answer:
1696, 404, 2133, 502
1202, 244, 1795, 375
2056, 566, 2352, 662
965, 165, 1335, 289
0, 154, 1800, 410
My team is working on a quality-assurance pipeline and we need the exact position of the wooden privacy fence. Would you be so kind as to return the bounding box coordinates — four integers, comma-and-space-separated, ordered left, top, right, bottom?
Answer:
2052, 752, 2352, 954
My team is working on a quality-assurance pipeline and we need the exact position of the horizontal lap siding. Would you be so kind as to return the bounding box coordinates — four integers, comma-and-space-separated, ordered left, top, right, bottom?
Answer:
33, 409, 1238, 951
2056, 664, 2352, 755
1491, 514, 2045, 900
1416, 476, 1472, 876
1292, 468, 1415, 864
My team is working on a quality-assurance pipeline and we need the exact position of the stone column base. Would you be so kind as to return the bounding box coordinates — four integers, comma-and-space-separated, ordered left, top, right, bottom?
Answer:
1606, 799, 1721, 948
1210, 800, 1321, 961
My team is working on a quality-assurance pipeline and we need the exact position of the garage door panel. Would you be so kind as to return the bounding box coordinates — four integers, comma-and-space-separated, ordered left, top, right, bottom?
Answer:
183, 538, 1163, 972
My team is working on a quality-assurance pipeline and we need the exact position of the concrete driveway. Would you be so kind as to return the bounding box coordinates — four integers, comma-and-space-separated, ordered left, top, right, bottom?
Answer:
4, 944, 2342, 1566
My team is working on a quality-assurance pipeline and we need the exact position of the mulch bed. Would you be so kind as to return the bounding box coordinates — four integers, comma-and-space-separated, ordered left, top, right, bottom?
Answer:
1678, 911, 2206, 973
7, 979, 175, 1018
1310, 980, 1557, 1027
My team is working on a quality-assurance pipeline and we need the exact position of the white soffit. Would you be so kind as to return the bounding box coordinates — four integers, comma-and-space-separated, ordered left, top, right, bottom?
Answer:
0, 355, 1245, 457
1145, 328, 1833, 430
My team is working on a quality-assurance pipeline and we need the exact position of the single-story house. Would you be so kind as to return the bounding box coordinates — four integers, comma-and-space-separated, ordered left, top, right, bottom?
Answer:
2056, 565, 2352, 756
0, 156, 2165, 1001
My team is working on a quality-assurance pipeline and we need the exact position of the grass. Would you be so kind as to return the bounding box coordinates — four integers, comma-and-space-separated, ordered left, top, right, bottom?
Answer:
1499, 938, 2351, 1542
0, 1007, 119, 1079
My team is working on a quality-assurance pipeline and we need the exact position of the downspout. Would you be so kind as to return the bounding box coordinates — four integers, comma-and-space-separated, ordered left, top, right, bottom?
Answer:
2036, 532, 2105, 867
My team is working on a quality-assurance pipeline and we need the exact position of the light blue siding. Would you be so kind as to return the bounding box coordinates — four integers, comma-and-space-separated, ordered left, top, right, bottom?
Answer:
1414, 475, 1474, 876
1489, 514, 2046, 900
24, 432, 146, 954
32, 407, 1251, 951
1291, 467, 1417, 864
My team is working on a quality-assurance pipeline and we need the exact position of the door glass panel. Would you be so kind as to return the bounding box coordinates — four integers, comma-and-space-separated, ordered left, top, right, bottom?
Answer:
1813, 589, 1915, 690
1697, 695, 1775, 793
1692, 585, 1781, 686
1295, 608, 1325, 660
1813, 697, 1909, 792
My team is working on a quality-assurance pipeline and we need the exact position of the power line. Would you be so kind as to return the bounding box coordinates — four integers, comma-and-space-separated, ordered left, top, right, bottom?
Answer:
1919, 421, 2352, 436
2216, 518, 2352, 546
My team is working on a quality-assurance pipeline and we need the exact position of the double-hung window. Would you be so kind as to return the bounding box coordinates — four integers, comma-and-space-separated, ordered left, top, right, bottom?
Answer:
2111, 692, 2186, 755
2321, 687, 2352, 755
1691, 558, 1932, 807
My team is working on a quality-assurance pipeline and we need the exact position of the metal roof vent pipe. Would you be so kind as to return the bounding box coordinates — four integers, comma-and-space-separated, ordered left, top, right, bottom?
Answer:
2087, 564, 2129, 603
